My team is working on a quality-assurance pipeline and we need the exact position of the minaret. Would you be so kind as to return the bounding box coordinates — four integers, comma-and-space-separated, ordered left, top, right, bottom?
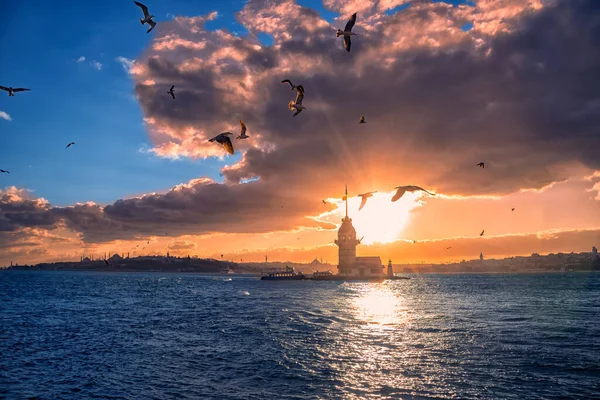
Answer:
335, 185, 360, 276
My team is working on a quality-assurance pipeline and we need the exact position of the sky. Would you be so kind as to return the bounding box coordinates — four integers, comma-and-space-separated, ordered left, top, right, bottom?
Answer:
0, 0, 599, 267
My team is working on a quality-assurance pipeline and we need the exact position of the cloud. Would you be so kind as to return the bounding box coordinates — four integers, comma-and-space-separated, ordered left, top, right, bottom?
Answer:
0, 111, 12, 121
76, 56, 103, 71
127, 0, 600, 202
0, 179, 336, 243
116, 56, 134, 73
91, 61, 102, 71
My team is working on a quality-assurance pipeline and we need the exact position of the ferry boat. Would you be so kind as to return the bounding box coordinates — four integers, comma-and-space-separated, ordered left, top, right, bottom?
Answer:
260, 266, 306, 280
311, 270, 335, 280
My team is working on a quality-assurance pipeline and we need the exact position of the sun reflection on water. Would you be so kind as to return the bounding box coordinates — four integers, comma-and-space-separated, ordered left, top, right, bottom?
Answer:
351, 283, 410, 328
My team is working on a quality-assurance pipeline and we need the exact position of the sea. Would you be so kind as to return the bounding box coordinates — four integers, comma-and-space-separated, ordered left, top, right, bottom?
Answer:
1, 271, 599, 400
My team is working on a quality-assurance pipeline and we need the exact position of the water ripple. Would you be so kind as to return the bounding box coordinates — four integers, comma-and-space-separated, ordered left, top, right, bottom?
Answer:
1, 271, 599, 399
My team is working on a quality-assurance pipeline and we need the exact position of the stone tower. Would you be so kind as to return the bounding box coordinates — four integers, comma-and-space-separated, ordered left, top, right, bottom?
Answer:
335, 185, 360, 275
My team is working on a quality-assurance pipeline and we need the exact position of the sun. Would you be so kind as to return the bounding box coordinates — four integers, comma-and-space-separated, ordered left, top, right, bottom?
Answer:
319, 190, 423, 245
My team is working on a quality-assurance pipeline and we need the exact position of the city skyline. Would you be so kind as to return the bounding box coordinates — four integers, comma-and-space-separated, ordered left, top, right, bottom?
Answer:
1, 0, 599, 266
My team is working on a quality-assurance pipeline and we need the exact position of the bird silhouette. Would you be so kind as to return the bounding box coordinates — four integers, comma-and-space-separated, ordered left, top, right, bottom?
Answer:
236, 120, 249, 140
134, 1, 157, 33
65, 142, 75, 149
392, 185, 435, 202
477, 162, 485, 169
167, 85, 175, 99
359, 116, 366, 124
480, 230, 485, 236
209, 132, 234, 155
358, 191, 377, 211
289, 85, 306, 117
0, 85, 30, 96
446, 246, 452, 250
337, 13, 357, 52
322, 200, 327, 205
511, 208, 515, 212
0, 169, 9, 174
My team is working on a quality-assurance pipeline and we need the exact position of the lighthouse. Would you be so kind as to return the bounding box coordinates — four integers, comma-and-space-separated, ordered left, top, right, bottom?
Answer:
334, 185, 384, 278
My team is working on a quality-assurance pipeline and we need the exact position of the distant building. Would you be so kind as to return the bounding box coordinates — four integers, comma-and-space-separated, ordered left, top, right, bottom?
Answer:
108, 254, 122, 263
334, 186, 384, 278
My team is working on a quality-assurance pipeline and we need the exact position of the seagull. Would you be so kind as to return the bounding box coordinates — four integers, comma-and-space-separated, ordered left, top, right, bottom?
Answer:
477, 162, 485, 169
167, 85, 175, 99
446, 246, 452, 250
65, 142, 75, 149
358, 191, 377, 211
322, 200, 327, 205
391, 186, 436, 202
208, 132, 235, 155
288, 85, 306, 117
281, 79, 299, 92
0, 169, 9, 174
236, 120, 249, 140
337, 13, 357, 52
511, 208, 515, 212
0, 86, 31, 97
480, 230, 485, 237
134, 1, 157, 33
359, 116, 366, 124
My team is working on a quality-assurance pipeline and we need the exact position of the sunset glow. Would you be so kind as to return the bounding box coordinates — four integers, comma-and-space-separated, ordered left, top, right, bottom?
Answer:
1, 0, 599, 267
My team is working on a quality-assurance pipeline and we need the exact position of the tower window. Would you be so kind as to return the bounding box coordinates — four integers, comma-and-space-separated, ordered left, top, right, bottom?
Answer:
342, 235, 346, 241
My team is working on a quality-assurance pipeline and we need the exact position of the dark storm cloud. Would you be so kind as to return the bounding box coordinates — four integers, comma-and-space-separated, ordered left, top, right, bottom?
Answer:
131, 0, 600, 201
0, 180, 336, 243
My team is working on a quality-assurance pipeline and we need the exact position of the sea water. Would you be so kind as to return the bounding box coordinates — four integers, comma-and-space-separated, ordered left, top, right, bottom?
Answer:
1, 271, 599, 399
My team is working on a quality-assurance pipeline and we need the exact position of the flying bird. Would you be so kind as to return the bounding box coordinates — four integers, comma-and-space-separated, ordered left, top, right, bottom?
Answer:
480, 230, 485, 237
477, 162, 485, 169
0, 86, 31, 97
337, 13, 357, 52
322, 200, 327, 205
446, 246, 452, 250
288, 85, 306, 117
208, 132, 235, 155
0, 169, 9, 174
391, 186, 436, 202
236, 120, 249, 140
358, 191, 377, 211
167, 85, 175, 99
511, 208, 515, 212
281, 79, 299, 92
65, 142, 75, 149
359, 116, 366, 124
134, 1, 157, 33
